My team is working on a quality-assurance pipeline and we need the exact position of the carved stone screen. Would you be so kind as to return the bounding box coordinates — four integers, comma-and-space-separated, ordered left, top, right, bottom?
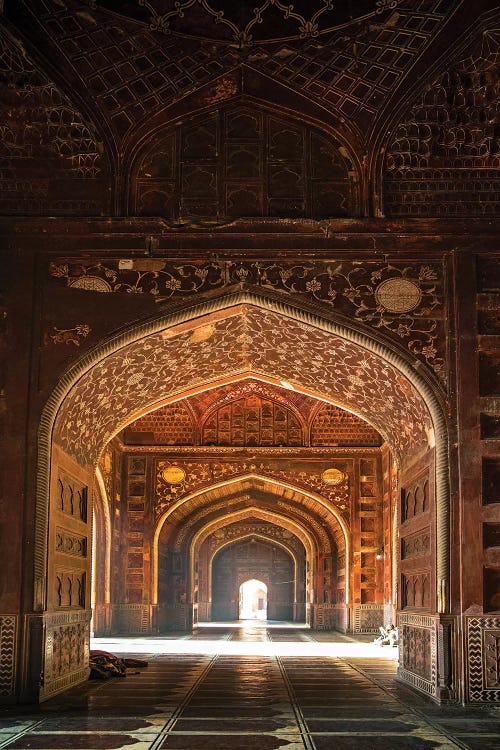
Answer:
134, 104, 354, 219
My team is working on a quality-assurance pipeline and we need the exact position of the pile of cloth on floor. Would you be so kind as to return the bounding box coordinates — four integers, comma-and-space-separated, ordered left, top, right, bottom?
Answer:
89, 650, 148, 680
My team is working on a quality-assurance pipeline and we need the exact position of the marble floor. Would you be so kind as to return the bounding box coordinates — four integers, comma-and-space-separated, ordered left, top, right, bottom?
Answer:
1, 624, 500, 750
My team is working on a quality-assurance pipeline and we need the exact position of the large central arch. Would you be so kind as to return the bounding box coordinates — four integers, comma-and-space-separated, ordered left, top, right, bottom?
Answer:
33, 291, 450, 700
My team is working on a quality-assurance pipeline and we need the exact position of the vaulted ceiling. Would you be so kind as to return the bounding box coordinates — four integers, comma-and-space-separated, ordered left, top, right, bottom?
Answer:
2, 0, 498, 217
122, 378, 383, 448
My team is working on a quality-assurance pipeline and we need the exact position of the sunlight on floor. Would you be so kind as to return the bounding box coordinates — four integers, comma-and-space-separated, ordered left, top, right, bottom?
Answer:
92, 622, 399, 660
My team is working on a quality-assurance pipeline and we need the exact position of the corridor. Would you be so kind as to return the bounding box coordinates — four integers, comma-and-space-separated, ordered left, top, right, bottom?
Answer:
1, 626, 499, 750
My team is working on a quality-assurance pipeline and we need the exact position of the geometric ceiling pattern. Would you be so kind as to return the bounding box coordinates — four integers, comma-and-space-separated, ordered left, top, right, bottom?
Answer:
6, 0, 454, 143
94, 1, 388, 46
123, 378, 383, 447
54, 304, 431, 464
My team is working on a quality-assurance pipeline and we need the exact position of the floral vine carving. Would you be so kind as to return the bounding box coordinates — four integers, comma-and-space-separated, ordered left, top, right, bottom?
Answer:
155, 459, 350, 521
91, 1, 394, 48
50, 259, 445, 382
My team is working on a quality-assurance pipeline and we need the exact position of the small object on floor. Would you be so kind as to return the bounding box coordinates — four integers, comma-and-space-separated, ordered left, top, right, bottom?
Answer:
89, 650, 148, 680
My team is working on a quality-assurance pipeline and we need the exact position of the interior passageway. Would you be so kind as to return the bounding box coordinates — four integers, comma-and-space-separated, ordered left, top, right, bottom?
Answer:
1, 626, 499, 749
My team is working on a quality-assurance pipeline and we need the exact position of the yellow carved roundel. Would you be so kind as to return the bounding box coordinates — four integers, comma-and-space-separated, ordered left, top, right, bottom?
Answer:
161, 466, 186, 485
321, 468, 346, 485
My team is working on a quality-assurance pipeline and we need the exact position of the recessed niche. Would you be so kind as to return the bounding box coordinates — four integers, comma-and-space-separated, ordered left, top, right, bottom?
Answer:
361, 518, 375, 532
481, 413, 500, 440
477, 257, 500, 293
483, 523, 500, 549
478, 310, 500, 336
484, 567, 500, 612
483, 458, 500, 504
479, 353, 500, 396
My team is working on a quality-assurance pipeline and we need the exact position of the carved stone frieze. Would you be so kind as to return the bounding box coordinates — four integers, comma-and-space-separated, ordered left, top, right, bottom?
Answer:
155, 457, 350, 520
401, 529, 430, 560
49, 259, 446, 382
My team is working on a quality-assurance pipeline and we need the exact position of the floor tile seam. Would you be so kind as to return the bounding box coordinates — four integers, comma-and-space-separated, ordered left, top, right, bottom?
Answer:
335, 657, 472, 750
273, 649, 316, 750
303, 634, 473, 750
147, 652, 223, 750
0, 719, 47, 750
148, 630, 236, 746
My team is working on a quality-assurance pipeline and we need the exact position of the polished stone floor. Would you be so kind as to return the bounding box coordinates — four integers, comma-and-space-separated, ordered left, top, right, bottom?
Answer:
1, 624, 500, 750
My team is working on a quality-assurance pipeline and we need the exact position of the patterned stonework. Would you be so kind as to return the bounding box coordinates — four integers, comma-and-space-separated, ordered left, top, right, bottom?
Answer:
54, 306, 432, 465
41, 610, 90, 700
126, 379, 382, 447
352, 604, 384, 633
156, 458, 351, 520
49, 259, 445, 381
467, 616, 500, 702
0, 615, 17, 698
20, 0, 449, 138
385, 23, 500, 217
398, 612, 437, 697
0, 26, 109, 214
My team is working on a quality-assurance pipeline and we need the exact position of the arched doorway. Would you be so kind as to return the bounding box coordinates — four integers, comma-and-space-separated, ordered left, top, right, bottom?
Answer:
212, 538, 294, 622
240, 580, 268, 620
31, 293, 449, 702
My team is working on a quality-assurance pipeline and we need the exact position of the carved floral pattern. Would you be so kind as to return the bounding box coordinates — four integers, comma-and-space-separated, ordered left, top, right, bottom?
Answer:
43, 325, 91, 347
156, 458, 350, 520
49, 259, 445, 381
54, 307, 432, 464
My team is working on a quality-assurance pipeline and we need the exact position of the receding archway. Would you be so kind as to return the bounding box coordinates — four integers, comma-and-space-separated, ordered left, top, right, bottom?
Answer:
34, 292, 449, 701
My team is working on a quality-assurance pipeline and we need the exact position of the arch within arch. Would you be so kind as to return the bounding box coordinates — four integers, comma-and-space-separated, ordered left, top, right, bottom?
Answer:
190, 508, 314, 613
153, 474, 349, 606
37, 293, 450, 619
208, 532, 301, 610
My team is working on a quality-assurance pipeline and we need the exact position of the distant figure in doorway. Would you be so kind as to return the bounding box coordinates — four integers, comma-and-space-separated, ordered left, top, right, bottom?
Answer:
374, 623, 398, 647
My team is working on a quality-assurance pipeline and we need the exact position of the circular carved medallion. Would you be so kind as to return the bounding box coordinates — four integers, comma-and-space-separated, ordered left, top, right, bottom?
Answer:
375, 278, 422, 313
322, 468, 346, 485
161, 466, 186, 484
